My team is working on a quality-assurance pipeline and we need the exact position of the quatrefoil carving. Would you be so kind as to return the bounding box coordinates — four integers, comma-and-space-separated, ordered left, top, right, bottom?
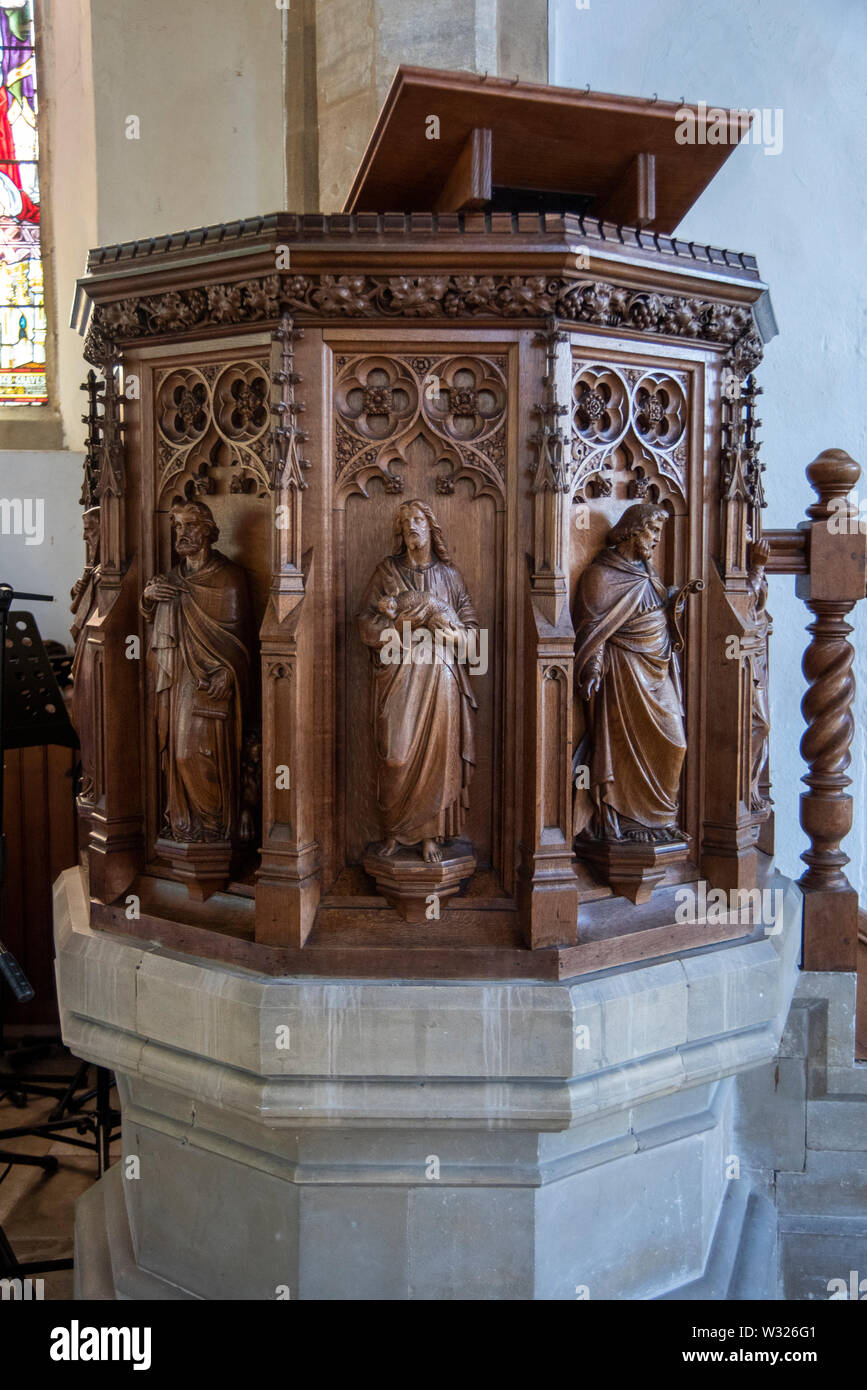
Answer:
571, 360, 688, 502
424, 357, 506, 442
572, 367, 629, 446
335, 358, 418, 441
213, 364, 269, 442
633, 373, 686, 450
157, 370, 210, 446
155, 359, 271, 503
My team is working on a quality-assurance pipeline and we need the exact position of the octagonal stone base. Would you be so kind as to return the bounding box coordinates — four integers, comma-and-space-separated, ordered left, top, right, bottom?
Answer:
55, 865, 801, 1300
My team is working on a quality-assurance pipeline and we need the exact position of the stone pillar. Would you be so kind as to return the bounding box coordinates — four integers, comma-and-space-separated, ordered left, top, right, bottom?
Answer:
56, 865, 802, 1301
313, 0, 549, 208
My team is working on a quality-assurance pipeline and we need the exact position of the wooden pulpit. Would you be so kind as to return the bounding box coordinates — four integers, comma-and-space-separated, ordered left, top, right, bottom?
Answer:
69, 68, 865, 981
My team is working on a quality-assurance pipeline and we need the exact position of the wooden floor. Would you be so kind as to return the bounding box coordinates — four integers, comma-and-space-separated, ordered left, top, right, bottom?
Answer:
0, 1050, 118, 1298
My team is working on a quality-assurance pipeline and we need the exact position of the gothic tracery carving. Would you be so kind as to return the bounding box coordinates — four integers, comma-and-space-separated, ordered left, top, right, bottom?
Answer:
155, 359, 271, 503
571, 360, 689, 501
334, 352, 507, 501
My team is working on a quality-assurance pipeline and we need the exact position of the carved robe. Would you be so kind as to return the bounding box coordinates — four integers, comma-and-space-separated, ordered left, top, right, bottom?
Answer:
141, 550, 251, 842
358, 555, 478, 846
748, 567, 771, 813
573, 549, 685, 836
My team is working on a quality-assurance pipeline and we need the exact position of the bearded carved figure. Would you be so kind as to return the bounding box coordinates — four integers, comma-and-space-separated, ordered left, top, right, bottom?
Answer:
141, 500, 253, 845
573, 503, 689, 845
357, 499, 479, 865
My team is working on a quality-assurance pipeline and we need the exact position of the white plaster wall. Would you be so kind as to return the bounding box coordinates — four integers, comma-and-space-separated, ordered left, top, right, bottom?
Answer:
0, 450, 85, 645
550, 0, 867, 896
88, 0, 288, 247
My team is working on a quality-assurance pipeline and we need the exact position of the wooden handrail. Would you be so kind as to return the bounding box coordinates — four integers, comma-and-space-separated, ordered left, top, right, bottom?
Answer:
780, 449, 867, 969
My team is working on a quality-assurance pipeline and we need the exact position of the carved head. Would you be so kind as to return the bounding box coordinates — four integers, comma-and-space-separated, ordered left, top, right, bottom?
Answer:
82, 507, 100, 567
170, 500, 219, 559
608, 502, 667, 563
392, 499, 451, 564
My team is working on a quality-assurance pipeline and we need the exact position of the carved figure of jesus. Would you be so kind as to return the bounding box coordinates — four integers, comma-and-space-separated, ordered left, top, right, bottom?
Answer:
573, 502, 687, 844
141, 500, 252, 843
358, 499, 479, 864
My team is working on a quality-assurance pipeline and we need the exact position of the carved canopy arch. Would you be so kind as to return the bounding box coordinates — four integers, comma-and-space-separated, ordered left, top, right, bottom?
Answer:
571, 359, 689, 509
333, 352, 507, 507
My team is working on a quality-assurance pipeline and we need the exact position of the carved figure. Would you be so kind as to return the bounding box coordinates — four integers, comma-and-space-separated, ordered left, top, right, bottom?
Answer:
141, 500, 252, 843
747, 536, 771, 814
573, 502, 688, 843
69, 506, 101, 801
358, 499, 478, 864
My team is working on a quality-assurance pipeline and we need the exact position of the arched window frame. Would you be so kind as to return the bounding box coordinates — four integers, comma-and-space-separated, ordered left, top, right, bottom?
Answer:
0, 0, 61, 449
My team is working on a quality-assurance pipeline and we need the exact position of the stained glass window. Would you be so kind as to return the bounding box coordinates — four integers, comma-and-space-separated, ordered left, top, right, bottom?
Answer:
0, 0, 44, 405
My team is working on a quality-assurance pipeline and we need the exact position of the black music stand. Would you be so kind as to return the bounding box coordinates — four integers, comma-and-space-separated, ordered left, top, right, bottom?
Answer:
0, 584, 118, 1279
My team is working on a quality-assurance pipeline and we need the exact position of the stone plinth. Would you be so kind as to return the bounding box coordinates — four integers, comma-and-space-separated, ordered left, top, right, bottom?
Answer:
54, 865, 802, 1301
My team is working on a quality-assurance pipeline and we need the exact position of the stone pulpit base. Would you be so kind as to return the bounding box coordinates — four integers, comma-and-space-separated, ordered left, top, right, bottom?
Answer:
55, 865, 803, 1301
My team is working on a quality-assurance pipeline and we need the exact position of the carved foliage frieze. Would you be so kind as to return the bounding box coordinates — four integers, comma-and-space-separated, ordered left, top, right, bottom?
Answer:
334, 352, 508, 501
85, 272, 764, 362
155, 358, 271, 504
571, 359, 689, 502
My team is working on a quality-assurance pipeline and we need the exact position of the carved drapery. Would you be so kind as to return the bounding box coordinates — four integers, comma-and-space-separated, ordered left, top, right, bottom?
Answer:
77, 224, 805, 972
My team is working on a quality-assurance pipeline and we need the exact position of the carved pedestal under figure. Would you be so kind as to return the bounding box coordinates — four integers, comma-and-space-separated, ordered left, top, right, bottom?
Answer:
358, 499, 478, 919
140, 500, 253, 899
573, 503, 700, 902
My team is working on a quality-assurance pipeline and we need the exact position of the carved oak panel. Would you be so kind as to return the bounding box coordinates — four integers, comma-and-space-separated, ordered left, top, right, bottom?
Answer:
332, 348, 508, 879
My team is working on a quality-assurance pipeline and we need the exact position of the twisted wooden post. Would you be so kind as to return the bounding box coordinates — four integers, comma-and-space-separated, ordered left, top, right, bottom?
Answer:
796, 450, 865, 968
799, 602, 856, 893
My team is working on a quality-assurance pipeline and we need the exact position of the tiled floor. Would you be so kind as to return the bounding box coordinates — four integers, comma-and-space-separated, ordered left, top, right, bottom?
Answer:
0, 1049, 119, 1300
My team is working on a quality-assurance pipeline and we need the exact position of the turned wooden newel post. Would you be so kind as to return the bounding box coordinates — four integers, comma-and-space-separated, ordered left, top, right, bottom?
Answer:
796, 449, 867, 970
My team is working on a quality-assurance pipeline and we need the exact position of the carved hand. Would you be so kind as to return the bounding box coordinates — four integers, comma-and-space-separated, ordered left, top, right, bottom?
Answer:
580, 652, 604, 700
430, 602, 462, 635
205, 667, 232, 700
144, 576, 181, 603
399, 595, 435, 627
750, 536, 771, 573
